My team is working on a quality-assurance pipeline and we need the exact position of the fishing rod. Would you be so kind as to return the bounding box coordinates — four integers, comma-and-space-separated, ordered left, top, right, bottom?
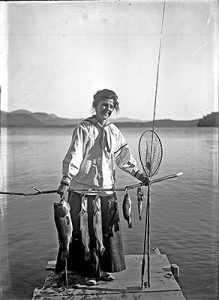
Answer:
0, 172, 183, 196
140, 0, 166, 290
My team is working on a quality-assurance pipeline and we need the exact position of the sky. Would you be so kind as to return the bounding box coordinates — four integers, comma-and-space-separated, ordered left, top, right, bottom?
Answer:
0, 0, 218, 120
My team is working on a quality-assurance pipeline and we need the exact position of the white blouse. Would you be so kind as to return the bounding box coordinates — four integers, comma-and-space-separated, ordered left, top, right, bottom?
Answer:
61, 116, 140, 193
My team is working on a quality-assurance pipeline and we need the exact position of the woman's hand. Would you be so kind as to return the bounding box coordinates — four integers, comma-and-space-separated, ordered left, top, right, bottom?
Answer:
57, 183, 69, 200
135, 171, 150, 186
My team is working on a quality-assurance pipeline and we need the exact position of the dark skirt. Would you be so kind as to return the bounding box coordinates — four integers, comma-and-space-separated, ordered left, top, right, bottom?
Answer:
55, 191, 126, 278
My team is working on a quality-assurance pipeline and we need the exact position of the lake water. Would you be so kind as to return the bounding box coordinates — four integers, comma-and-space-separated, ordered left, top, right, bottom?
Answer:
0, 126, 218, 300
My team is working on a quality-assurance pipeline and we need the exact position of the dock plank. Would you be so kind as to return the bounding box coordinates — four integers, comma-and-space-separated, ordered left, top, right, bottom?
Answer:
33, 254, 186, 299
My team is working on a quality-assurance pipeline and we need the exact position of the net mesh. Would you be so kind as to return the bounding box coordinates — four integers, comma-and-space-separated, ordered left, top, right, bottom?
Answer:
138, 130, 163, 177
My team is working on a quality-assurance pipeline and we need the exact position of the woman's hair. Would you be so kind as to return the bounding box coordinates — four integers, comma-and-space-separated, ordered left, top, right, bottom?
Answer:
92, 89, 119, 112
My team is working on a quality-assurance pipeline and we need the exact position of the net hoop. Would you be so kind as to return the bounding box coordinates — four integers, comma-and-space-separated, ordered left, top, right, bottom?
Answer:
138, 130, 163, 178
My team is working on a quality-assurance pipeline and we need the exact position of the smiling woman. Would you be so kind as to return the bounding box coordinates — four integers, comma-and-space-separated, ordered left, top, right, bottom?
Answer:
55, 89, 149, 286
95, 98, 115, 123
92, 89, 119, 124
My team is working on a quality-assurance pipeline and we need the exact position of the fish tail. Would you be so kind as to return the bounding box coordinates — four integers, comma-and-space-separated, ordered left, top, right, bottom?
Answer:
80, 194, 91, 259
93, 195, 105, 255
128, 218, 133, 228
84, 248, 91, 261
138, 204, 142, 220
100, 245, 105, 255
96, 241, 105, 256
59, 244, 69, 261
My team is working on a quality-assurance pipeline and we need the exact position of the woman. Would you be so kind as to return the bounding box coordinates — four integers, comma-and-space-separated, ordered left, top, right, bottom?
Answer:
57, 89, 148, 285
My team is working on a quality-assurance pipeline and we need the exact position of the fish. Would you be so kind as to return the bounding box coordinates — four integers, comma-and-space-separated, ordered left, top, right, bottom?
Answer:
79, 194, 90, 260
137, 186, 144, 220
93, 195, 105, 255
54, 200, 73, 274
106, 199, 120, 237
122, 192, 132, 228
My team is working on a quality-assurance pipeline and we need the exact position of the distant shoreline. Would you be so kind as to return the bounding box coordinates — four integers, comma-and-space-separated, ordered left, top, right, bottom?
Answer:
0, 121, 217, 128
0, 110, 218, 127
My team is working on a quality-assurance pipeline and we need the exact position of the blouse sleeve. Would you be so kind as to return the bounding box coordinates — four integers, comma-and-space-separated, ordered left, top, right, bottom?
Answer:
61, 125, 85, 185
114, 128, 140, 177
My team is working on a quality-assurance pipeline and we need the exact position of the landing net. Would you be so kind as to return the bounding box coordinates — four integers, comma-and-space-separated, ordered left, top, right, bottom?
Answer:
138, 130, 163, 178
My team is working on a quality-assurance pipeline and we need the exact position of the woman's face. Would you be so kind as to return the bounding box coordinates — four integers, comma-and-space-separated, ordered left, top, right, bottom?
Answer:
95, 99, 114, 124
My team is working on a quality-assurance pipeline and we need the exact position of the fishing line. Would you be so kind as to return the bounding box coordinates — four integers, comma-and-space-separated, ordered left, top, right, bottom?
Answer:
152, 0, 166, 133
140, 0, 166, 289
31, 273, 61, 300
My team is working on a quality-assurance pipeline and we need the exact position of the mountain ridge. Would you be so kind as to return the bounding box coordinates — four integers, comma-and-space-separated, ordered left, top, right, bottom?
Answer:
0, 109, 218, 127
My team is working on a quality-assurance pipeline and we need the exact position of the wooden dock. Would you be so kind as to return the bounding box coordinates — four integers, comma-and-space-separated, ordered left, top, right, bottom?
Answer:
32, 250, 186, 299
